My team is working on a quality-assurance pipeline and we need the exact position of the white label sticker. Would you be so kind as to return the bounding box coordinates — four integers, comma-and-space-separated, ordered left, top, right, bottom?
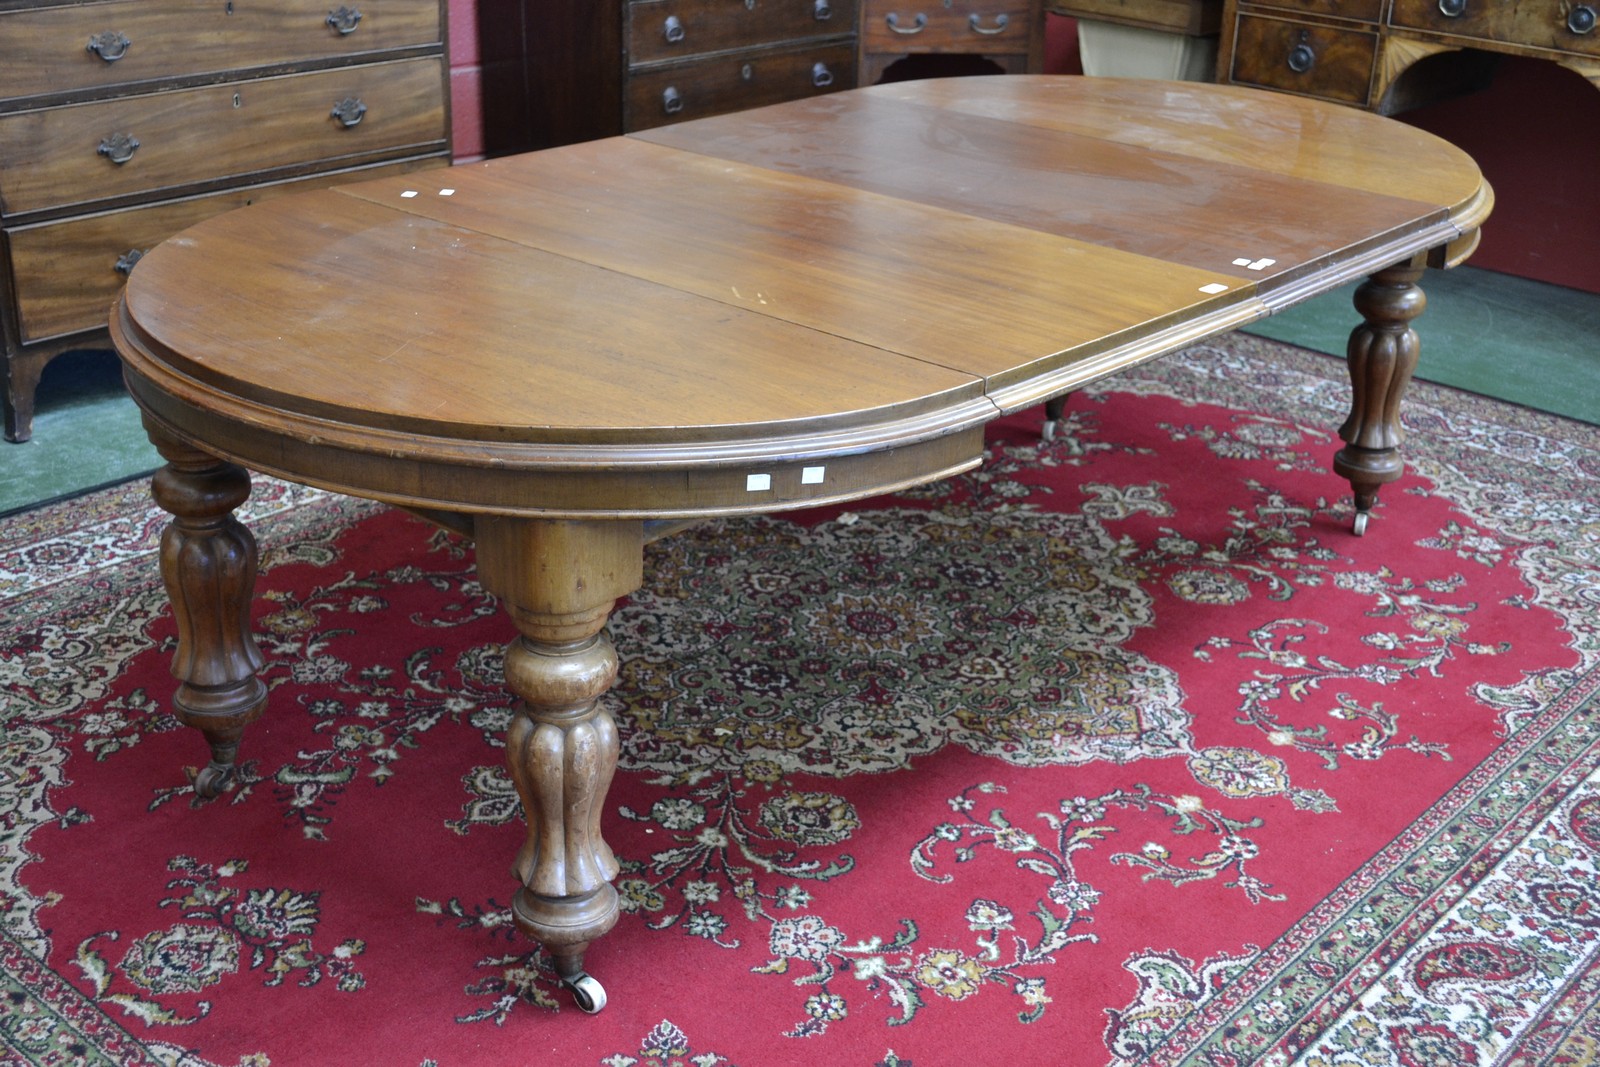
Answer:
746, 473, 772, 492
1199, 283, 1230, 294
802, 466, 826, 485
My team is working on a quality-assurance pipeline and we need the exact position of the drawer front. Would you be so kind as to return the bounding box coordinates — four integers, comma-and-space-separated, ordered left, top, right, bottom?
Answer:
5, 155, 446, 343
626, 41, 856, 130
0, 0, 443, 104
861, 0, 1036, 53
1234, 0, 1380, 22
1390, 0, 1600, 57
1226, 14, 1377, 103
628, 0, 856, 65
0, 57, 447, 217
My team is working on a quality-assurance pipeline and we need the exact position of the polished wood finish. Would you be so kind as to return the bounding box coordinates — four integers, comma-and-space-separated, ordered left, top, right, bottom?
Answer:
1218, 0, 1600, 113
625, 0, 858, 130
144, 418, 268, 798
0, 0, 450, 442
114, 77, 1489, 1010
859, 0, 1045, 83
1048, 0, 1222, 36
474, 0, 625, 154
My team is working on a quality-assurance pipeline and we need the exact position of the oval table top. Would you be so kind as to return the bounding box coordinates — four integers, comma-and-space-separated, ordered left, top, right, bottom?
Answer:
114, 75, 1489, 519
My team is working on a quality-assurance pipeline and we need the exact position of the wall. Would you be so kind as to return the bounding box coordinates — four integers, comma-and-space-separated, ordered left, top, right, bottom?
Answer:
447, 0, 486, 161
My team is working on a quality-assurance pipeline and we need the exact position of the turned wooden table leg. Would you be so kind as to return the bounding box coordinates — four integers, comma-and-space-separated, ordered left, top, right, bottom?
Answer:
1334, 258, 1427, 536
474, 516, 645, 1014
145, 419, 267, 796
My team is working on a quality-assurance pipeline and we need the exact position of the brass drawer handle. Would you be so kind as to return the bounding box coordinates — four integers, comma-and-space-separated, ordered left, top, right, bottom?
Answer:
86, 30, 131, 62
114, 249, 146, 275
97, 132, 140, 164
1570, 5, 1597, 34
1437, 0, 1466, 16
814, 0, 832, 19
968, 12, 1009, 35
662, 86, 683, 114
885, 12, 927, 33
326, 5, 363, 34
663, 15, 685, 43
331, 96, 367, 127
812, 61, 834, 87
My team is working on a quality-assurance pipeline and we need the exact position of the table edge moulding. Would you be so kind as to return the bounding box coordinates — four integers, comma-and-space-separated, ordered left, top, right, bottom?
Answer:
110, 75, 1490, 1015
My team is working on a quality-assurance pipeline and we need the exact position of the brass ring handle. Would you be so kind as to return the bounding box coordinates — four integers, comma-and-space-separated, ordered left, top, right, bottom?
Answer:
968, 12, 1009, 34
662, 86, 683, 114
86, 30, 131, 62
326, 5, 363, 34
1570, 5, 1597, 33
814, 0, 831, 19
885, 12, 927, 33
663, 15, 685, 42
114, 249, 145, 275
812, 61, 833, 87
1437, 0, 1465, 16
331, 97, 366, 127
97, 132, 140, 164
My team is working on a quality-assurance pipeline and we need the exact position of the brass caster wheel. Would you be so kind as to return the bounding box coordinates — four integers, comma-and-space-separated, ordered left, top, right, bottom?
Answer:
1352, 511, 1369, 537
564, 972, 607, 1014
188, 762, 233, 799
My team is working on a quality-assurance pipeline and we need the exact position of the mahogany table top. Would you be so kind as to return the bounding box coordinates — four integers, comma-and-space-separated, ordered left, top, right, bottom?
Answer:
114, 75, 1489, 519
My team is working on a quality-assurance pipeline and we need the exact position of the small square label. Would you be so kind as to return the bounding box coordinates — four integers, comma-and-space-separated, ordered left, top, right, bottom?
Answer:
439, 188, 456, 197
746, 473, 772, 492
400, 190, 419, 198
1199, 283, 1230, 294
802, 466, 826, 485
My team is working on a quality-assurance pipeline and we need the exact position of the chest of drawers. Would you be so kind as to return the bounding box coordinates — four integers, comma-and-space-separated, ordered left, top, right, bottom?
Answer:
1217, 0, 1600, 114
623, 0, 859, 130
1, 0, 452, 442
859, 0, 1044, 83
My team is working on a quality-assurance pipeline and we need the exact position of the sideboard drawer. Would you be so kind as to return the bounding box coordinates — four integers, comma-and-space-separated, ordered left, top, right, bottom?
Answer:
0, 0, 443, 104
1390, 0, 1600, 58
861, 0, 1037, 53
626, 41, 856, 130
1240, 0, 1379, 20
627, 0, 855, 65
5, 156, 444, 343
0, 57, 446, 217
1226, 13, 1377, 103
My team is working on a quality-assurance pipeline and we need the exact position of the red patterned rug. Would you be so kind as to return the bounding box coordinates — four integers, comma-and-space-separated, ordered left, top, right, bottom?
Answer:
4, 333, 1599, 1066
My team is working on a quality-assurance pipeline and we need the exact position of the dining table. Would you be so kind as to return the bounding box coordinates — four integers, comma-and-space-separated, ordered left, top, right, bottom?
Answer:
111, 74, 1491, 1013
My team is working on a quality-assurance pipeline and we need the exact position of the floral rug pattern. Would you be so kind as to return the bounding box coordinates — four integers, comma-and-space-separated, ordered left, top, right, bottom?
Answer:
2, 333, 1598, 1065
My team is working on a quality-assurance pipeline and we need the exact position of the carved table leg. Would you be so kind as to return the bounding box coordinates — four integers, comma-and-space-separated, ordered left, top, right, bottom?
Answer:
145, 418, 267, 797
1334, 259, 1427, 536
473, 516, 645, 1014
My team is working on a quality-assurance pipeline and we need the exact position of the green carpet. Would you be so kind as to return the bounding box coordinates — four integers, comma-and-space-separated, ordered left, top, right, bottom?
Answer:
0, 349, 159, 517
1, 266, 1595, 516
1244, 265, 1600, 425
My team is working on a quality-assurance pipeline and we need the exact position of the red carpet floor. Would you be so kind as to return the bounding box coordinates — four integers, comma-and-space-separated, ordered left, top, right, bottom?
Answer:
4, 334, 1599, 1065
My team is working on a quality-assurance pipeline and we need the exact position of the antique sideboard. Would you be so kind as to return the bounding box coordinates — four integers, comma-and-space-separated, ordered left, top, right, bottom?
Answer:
1217, 0, 1600, 113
